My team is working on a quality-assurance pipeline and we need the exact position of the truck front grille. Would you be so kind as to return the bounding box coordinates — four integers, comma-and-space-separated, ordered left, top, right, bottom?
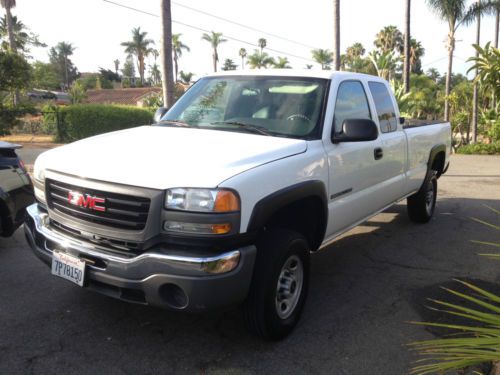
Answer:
46, 179, 150, 230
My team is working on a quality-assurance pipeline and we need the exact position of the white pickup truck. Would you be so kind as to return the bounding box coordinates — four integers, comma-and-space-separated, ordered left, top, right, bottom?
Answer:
25, 71, 451, 340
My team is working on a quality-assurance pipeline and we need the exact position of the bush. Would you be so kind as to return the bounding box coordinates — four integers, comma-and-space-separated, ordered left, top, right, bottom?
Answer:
456, 142, 500, 155
45, 104, 153, 142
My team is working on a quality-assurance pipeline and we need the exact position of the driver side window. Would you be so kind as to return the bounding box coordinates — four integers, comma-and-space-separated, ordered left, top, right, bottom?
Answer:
333, 81, 371, 134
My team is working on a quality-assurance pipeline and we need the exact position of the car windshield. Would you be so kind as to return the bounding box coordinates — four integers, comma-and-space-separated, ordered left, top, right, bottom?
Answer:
158, 76, 328, 139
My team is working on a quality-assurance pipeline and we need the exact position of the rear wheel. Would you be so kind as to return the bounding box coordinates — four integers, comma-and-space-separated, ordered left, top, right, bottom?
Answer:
407, 170, 437, 223
244, 229, 310, 340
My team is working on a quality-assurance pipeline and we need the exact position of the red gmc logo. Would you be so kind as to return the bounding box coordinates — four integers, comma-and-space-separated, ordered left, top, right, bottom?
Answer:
67, 191, 106, 212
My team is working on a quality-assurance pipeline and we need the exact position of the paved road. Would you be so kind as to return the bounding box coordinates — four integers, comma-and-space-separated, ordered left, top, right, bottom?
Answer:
17, 146, 51, 166
1, 155, 499, 375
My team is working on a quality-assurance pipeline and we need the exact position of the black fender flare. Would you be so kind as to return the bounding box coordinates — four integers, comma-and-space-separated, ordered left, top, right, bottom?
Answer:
427, 144, 447, 177
247, 180, 328, 248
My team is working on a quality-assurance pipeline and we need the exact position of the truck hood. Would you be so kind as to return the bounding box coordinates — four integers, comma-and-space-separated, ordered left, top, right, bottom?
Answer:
36, 126, 307, 190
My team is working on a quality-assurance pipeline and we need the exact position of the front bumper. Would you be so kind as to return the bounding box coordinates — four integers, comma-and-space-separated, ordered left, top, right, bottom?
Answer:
24, 203, 256, 311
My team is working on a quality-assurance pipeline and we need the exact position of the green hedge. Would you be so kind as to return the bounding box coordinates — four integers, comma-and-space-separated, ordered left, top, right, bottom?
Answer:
45, 104, 153, 142
456, 142, 500, 155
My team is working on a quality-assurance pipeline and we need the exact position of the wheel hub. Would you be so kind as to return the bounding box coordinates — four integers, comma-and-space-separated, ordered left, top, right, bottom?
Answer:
275, 255, 304, 319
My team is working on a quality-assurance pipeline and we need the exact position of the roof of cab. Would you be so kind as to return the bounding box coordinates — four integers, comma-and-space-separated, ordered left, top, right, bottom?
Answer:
203, 69, 386, 82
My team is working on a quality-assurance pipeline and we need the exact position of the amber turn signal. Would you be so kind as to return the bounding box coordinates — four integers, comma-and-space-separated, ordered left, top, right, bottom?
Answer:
214, 190, 240, 212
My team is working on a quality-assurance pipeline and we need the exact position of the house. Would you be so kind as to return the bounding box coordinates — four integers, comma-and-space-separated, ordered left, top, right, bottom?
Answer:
84, 87, 162, 107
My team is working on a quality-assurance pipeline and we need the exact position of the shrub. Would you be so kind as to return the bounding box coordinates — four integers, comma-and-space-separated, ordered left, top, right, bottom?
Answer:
45, 104, 153, 142
456, 142, 500, 155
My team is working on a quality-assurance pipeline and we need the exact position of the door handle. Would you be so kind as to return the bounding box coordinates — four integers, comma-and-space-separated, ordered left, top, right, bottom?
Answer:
374, 147, 383, 160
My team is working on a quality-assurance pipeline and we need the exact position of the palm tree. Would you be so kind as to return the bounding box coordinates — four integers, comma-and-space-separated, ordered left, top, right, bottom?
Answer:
374, 25, 404, 54
247, 50, 274, 69
0, 15, 46, 56
121, 27, 155, 85
0, 0, 16, 52
201, 31, 227, 72
369, 50, 400, 80
179, 71, 194, 85
239, 48, 247, 69
426, 68, 441, 83
345, 43, 365, 59
54, 41, 76, 89
160, 0, 174, 107
333, 0, 340, 70
426, 0, 498, 121
172, 33, 190, 82
403, 0, 411, 93
258, 38, 267, 54
467, 42, 500, 106
273, 56, 292, 69
409, 38, 425, 73
113, 59, 120, 75
311, 48, 333, 70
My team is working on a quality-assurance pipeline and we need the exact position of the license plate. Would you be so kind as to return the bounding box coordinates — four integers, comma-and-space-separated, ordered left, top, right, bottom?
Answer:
51, 250, 86, 287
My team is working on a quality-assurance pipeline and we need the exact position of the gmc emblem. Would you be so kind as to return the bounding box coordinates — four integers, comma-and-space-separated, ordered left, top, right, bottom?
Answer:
67, 191, 106, 212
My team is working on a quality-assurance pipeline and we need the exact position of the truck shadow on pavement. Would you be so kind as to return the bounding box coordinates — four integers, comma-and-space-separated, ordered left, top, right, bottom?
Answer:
1, 197, 499, 374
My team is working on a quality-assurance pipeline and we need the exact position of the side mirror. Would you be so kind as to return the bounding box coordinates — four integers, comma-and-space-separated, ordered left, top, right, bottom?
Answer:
399, 117, 405, 125
153, 107, 169, 123
333, 119, 378, 143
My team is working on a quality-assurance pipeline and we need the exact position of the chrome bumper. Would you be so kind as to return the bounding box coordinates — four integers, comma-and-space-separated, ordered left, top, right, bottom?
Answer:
24, 203, 256, 311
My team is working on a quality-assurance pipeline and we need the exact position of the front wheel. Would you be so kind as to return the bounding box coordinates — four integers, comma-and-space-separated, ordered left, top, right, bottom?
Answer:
407, 170, 437, 223
243, 229, 310, 340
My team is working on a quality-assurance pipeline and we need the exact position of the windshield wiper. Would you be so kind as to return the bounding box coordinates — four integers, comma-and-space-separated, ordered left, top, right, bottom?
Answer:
211, 121, 272, 136
157, 119, 196, 128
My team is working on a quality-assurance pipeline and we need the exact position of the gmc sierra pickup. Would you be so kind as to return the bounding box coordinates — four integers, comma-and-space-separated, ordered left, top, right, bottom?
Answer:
25, 71, 451, 340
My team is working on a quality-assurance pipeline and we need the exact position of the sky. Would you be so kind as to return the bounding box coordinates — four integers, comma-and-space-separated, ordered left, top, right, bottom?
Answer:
11, 0, 499, 80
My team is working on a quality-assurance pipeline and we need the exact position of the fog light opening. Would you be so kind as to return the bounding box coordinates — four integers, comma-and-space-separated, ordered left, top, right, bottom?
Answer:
159, 283, 189, 309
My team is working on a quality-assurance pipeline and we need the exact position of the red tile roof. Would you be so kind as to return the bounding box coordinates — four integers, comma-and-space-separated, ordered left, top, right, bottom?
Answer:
85, 87, 161, 106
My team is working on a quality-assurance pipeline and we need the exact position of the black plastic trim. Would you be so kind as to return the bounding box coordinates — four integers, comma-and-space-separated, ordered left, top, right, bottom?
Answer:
247, 180, 328, 233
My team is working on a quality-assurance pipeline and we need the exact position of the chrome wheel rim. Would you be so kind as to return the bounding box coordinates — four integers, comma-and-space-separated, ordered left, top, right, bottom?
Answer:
275, 255, 304, 319
425, 181, 435, 216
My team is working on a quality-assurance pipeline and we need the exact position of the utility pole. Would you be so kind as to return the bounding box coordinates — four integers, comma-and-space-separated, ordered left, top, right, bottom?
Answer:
403, 0, 411, 93
333, 0, 340, 70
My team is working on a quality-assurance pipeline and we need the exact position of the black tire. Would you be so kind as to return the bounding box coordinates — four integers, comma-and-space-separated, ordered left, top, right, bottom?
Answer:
243, 228, 310, 341
407, 170, 437, 223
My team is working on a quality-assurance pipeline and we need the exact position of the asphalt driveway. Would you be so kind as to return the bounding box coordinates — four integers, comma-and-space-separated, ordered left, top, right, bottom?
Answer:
1, 154, 499, 374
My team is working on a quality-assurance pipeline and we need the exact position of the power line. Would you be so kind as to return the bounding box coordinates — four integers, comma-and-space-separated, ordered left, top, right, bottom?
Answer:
171, 1, 321, 50
102, 0, 316, 63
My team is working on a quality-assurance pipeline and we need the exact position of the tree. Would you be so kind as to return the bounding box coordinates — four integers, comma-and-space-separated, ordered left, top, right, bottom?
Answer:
179, 70, 193, 84
0, 50, 31, 95
311, 48, 333, 70
374, 25, 403, 54
0, 15, 46, 57
343, 43, 371, 72
201, 31, 227, 72
409, 38, 425, 74
403, 0, 411, 93
49, 42, 77, 90
333, 0, 340, 70
32, 61, 59, 90
99, 67, 120, 83
113, 59, 120, 75
247, 50, 274, 69
426, 0, 499, 121
121, 55, 135, 80
369, 50, 400, 80
273, 56, 291, 69
68, 81, 86, 104
0, 0, 16, 52
258, 38, 267, 54
239, 48, 247, 69
426, 67, 441, 83
160, 0, 174, 107
305, 64, 313, 69
172, 34, 190, 82
467, 42, 500, 107
121, 27, 155, 85
221, 58, 237, 71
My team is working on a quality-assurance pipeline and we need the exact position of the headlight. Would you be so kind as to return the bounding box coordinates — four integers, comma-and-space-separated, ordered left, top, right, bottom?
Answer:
33, 167, 46, 204
165, 188, 240, 213
34, 167, 45, 184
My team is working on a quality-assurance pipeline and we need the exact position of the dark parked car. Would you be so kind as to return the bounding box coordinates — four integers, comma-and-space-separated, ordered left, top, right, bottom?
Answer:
0, 141, 34, 237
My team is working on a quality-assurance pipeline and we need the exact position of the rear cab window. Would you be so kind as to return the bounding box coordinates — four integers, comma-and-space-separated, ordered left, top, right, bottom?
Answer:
368, 82, 397, 133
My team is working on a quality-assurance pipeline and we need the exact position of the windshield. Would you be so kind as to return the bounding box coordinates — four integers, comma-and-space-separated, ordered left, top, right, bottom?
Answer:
159, 76, 328, 139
